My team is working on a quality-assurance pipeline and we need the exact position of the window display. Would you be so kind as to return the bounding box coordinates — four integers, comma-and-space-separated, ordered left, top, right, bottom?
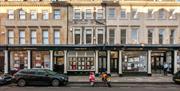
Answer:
122, 51, 147, 72
32, 51, 50, 69
10, 51, 28, 71
68, 51, 95, 71
177, 51, 180, 71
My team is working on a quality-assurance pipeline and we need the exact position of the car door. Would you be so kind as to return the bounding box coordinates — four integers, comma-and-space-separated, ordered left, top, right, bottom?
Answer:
35, 69, 51, 85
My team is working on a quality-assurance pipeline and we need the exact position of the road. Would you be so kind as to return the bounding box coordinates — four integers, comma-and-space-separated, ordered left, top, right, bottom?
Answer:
1, 83, 180, 91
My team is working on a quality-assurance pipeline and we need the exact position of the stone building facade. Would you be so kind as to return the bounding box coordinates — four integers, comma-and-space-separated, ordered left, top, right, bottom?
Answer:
0, 0, 180, 76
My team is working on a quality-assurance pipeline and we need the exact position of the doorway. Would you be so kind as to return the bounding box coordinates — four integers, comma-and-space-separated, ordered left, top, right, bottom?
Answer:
151, 56, 164, 74
110, 58, 118, 73
98, 51, 107, 72
53, 56, 64, 74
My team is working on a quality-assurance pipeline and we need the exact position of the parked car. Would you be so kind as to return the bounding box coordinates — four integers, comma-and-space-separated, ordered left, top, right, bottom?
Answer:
173, 71, 180, 84
0, 74, 13, 85
13, 69, 68, 87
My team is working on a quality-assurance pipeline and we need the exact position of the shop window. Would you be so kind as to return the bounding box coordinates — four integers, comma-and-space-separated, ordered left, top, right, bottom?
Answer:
177, 52, 180, 71
68, 51, 95, 71
10, 51, 28, 72
32, 51, 50, 69
122, 51, 147, 72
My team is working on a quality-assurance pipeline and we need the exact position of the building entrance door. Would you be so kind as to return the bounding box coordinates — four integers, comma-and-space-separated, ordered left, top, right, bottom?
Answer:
98, 57, 107, 72
151, 56, 164, 74
110, 58, 118, 73
53, 56, 64, 74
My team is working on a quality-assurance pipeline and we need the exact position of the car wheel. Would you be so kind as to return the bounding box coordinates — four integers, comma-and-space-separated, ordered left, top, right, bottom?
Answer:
52, 79, 59, 87
17, 79, 26, 87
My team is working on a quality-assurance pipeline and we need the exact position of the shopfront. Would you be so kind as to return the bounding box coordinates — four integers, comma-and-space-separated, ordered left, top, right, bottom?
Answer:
0, 51, 4, 73
32, 51, 50, 69
67, 51, 95, 75
122, 51, 148, 75
10, 51, 28, 73
151, 51, 173, 74
53, 51, 64, 74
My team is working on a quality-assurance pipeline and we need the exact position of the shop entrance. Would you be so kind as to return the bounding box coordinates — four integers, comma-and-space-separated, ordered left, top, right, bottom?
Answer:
54, 56, 64, 74
151, 52, 173, 75
53, 51, 64, 74
151, 56, 165, 74
98, 51, 107, 72
110, 51, 119, 73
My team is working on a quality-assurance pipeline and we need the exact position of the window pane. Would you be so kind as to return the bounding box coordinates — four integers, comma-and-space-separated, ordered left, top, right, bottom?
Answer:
159, 29, 164, 44
97, 9, 103, 19
120, 9, 126, 18
109, 29, 115, 44
43, 10, 49, 20
131, 28, 138, 43
121, 29, 126, 44
54, 9, 61, 19
170, 29, 175, 44
86, 9, 92, 19
31, 10, 37, 20
43, 30, 49, 44
74, 9, 81, 19
108, 8, 115, 18
19, 10, 26, 20
74, 29, 81, 44
8, 9, 14, 19
148, 29, 153, 44
54, 30, 60, 44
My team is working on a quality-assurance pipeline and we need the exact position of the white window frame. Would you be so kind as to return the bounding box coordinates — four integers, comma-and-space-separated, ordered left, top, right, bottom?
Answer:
96, 28, 105, 44
73, 28, 82, 44
73, 9, 81, 19
108, 8, 115, 19
159, 28, 165, 44
53, 9, 61, 20
84, 28, 93, 44
8, 9, 14, 20
120, 28, 127, 44
85, 9, 93, 19
42, 10, 49, 20
31, 30, 37, 44
19, 10, 26, 20
30, 10, 37, 20
131, 28, 139, 44
54, 29, 61, 44
120, 9, 127, 19
96, 9, 103, 19
42, 29, 49, 44
8, 30, 14, 44
19, 30, 25, 44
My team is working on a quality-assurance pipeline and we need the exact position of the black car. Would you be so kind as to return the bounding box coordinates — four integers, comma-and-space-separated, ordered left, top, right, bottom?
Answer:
14, 69, 68, 87
173, 71, 180, 84
0, 74, 13, 85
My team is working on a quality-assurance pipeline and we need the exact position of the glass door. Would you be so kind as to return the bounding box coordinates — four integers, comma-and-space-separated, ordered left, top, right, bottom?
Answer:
110, 58, 118, 73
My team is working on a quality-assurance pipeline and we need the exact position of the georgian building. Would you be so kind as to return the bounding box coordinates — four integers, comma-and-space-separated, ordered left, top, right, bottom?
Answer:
0, 0, 180, 76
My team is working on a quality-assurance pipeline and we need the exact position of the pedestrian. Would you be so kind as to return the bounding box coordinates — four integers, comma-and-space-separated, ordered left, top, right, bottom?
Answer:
89, 72, 95, 87
163, 62, 168, 76
101, 72, 111, 87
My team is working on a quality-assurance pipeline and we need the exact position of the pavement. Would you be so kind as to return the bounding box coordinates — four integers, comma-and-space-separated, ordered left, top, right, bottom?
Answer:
69, 74, 174, 84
